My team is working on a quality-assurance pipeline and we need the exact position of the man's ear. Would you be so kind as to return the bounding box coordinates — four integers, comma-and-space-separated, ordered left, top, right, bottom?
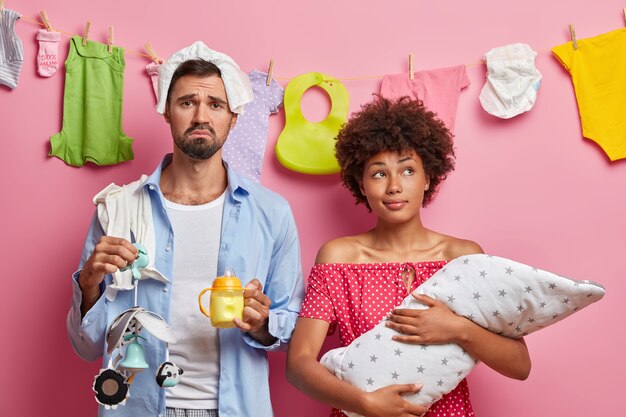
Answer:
229, 113, 238, 130
164, 103, 171, 124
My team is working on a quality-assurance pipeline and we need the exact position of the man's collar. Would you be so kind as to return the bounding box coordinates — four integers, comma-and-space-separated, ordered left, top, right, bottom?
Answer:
144, 154, 250, 199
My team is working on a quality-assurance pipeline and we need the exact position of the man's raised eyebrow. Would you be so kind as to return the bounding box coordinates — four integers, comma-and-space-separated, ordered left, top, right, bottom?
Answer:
175, 93, 228, 105
175, 93, 198, 103
208, 95, 228, 105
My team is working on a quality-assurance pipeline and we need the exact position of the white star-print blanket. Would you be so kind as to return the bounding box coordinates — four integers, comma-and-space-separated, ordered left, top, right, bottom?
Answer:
320, 254, 605, 417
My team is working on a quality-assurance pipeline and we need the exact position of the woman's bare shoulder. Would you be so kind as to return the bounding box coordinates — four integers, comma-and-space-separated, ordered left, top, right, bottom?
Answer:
315, 235, 363, 264
441, 234, 484, 260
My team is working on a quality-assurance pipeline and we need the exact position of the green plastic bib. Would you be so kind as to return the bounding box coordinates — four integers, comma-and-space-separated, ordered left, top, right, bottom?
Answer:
275, 72, 349, 175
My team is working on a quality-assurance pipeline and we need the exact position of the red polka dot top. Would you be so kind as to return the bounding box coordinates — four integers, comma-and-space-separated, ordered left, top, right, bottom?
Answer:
300, 261, 475, 417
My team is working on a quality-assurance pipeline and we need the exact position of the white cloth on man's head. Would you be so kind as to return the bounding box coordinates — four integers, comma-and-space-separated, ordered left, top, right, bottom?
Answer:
156, 41, 254, 115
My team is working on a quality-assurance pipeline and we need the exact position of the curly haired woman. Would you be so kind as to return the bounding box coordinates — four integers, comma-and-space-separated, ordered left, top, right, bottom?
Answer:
286, 96, 530, 417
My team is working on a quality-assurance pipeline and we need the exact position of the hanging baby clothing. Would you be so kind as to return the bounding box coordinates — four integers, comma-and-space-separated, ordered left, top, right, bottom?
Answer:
50, 36, 134, 167
36, 28, 61, 77
380, 65, 469, 133
0, 8, 24, 89
275, 72, 349, 175
222, 70, 284, 182
146, 61, 159, 101
479, 43, 542, 119
552, 28, 626, 162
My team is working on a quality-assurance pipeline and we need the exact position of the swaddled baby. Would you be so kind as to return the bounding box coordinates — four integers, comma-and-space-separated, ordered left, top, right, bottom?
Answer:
320, 254, 605, 417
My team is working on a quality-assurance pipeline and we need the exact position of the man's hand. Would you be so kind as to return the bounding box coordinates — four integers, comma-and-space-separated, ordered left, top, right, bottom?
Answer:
234, 279, 276, 345
78, 236, 138, 315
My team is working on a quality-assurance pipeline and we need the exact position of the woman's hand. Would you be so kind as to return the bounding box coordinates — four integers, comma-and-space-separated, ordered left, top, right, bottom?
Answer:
361, 384, 429, 417
385, 294, 467, 345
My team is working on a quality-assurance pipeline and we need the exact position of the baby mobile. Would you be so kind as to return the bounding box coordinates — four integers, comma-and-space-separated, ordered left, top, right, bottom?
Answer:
93, 243, 183, 409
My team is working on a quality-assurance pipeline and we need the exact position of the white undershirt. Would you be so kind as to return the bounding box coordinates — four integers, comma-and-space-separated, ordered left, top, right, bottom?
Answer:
164, 192, 225, 409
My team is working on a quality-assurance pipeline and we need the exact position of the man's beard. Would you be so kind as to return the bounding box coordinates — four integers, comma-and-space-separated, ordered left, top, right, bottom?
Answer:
174, 123, 225, 160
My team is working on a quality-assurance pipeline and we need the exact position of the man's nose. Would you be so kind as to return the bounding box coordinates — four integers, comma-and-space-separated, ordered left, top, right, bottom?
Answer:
192, 103, 212, 124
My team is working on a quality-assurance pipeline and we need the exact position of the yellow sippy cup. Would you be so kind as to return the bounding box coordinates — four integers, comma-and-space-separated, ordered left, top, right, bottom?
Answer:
198, 268, 245, 328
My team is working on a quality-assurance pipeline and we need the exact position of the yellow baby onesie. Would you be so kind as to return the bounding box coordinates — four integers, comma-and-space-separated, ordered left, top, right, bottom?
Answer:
552, 28, 626, 161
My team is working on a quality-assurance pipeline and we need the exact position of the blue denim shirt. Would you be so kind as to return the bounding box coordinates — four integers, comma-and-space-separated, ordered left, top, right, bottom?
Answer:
67, 155, 304, 417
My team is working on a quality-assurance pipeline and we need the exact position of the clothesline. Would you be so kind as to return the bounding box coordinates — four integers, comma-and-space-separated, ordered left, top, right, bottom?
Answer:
19, 13, 559, 82
20, 15, 153, 60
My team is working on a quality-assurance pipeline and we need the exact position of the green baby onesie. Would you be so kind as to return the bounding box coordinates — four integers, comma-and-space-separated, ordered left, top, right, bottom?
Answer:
49, 36, 134, 166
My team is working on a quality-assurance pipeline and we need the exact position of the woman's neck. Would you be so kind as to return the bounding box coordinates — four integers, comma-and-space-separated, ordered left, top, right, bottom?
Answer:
369, 217, 428, 250
354, 218, 444, 263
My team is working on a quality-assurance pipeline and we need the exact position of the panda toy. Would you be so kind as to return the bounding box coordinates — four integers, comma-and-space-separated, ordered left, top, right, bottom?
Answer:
156, 362, 184, 388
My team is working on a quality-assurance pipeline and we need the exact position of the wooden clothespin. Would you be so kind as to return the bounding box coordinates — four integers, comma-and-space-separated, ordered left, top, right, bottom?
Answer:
40, 10, 52, 31
569, 24, 578, 50
409, 52, 415, 80
82, 20, 91, 46
108, 26, 114, 53
144, 43, 163, 64
266, 59, 275, 86
623, 8, 626, 25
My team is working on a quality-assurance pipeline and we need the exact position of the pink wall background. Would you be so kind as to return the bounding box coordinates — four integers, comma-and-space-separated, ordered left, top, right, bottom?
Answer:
2, 1, 624, 416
